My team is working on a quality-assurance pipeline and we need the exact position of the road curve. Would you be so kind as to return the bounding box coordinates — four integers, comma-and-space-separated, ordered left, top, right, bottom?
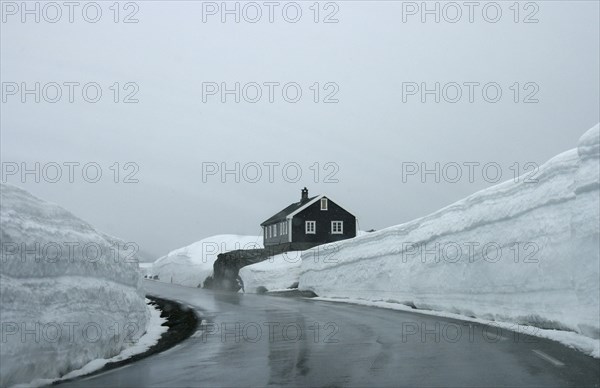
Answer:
61, 280, 599, 387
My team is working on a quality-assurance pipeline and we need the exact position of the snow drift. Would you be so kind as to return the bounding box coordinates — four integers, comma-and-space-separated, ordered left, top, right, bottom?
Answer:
300, 125, 600, 351
151, 234, 263, 287
239, 251, 303, 293
138, 262, 153, 277
0, 184, 149, 386
238, 231, 370, 293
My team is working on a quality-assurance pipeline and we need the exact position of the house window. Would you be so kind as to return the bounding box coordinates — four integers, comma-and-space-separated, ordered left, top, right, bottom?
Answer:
320, 198, 328, 210
331, 221, 343, 234
305, 221, 316, 234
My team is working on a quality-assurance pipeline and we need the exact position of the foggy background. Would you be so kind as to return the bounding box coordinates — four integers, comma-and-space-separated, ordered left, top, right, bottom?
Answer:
1, 1, 599, 260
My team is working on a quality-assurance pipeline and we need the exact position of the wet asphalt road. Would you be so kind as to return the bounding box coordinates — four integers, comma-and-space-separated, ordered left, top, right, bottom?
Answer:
61, 280, 599, 387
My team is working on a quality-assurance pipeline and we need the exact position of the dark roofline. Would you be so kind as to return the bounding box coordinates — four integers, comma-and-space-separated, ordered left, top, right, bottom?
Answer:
260, 195, 320, 226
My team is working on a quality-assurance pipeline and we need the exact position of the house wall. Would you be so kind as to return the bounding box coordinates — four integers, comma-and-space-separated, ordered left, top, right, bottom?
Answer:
263, 219, 290, 246
291, 197, 356, 245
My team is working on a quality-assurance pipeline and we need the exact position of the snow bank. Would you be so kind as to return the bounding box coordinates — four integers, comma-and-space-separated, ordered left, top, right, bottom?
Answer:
238, 232, 369, 293
0, 184, 149, 386
20, 299, 167, 387
239, 251, 303, 293
151, 234, 262, 287
138, 262, 153, 277
300, 124, 600, 354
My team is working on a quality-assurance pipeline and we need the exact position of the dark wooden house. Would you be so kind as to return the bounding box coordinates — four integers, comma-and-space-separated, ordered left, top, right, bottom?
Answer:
260, 188, 357, 250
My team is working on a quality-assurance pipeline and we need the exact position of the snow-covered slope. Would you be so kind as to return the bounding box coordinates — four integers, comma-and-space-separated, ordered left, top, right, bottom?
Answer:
138, 262, 153, 277
299, 124, 600, 355
238, 232, 369, 293
0, 184, 149, 386
151, 234, 262, 287
239, 251, 303, 293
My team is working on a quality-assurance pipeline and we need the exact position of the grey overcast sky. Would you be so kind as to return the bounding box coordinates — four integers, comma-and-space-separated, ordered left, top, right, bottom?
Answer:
1, 1, 598, 258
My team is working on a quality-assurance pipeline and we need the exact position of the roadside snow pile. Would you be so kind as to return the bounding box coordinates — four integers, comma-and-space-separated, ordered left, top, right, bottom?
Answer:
151, 234, 262, 287
23, 299, 167, 387
238, 232, 368, 293
138, 262, 153, 277
239, 251, 303, 293
300, 124, 600, 356
0, 184, 149, 386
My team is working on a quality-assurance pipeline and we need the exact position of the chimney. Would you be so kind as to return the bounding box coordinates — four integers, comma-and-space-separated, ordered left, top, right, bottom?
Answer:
301, 187, 309, 201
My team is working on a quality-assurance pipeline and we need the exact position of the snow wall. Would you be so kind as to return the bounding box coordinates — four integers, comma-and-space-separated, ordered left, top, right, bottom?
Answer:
151, 234, 263, 287
300, 124, 600, 341
0, 184, 149, 386
239, 251, 303, 293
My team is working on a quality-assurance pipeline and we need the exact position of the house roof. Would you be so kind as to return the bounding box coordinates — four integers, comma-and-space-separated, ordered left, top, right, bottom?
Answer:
260, 195, 324, 226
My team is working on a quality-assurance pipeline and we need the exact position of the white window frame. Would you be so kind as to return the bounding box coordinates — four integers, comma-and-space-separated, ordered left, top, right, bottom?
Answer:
331, 221, 343, 234
305, 221, 316, 234
320, 198, 328, 210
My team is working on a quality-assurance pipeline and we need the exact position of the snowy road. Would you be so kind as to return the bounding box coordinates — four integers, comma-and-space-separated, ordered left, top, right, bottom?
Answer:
61, 280, 599, 387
